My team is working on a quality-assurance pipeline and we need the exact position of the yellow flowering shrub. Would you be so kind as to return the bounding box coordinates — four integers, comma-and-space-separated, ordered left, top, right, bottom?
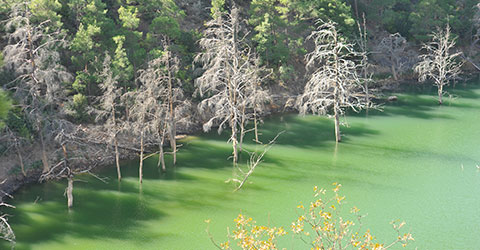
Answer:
292, 183, 414, 249
210, 214, 287, 250
207, 183, 414, 249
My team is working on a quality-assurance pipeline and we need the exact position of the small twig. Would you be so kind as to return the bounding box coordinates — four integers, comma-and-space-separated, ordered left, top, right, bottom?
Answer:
233, 131, 284, 192
205, 220, 223, 250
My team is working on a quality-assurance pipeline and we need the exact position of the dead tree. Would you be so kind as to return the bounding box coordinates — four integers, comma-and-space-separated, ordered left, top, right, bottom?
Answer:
297, 21, 369, 143
0, 196, 15, 244
376, 33, 408, 81
96, 54, 124, 181
195, 8, 252, 164
136, 48, 179, 173
5, 128, 27, 176
40, 122, 108, 208
356, 14, 373, 108
415, 24, 463, 105
141, 41, 189, 167
3, 2, 71, 173
131, 59, 171, 181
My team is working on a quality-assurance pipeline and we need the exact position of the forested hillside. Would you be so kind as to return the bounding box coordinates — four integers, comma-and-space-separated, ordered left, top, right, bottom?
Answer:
0, 0, 479, 203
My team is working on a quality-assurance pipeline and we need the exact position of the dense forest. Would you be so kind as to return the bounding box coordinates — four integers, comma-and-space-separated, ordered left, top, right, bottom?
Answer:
0, 0, 480, 226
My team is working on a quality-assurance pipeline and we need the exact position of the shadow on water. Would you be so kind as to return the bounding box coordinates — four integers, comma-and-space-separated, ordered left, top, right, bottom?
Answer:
251, 115, 379, 149
3, 83, 480, 249
350, 91, 479, 121
0, 180, 164, 250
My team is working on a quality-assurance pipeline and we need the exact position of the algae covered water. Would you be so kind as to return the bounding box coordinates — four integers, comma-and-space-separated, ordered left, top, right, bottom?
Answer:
2, 84, 480, 249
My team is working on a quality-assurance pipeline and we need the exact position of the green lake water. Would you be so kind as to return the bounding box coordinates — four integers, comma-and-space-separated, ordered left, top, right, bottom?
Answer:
2, 84, 480, 249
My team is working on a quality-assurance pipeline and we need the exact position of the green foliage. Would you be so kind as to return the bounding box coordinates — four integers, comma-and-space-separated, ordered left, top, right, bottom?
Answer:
68, 93, 89, 122
249, 0, 292, 67
5, 107, 33, 139
359, 0, 477, 43
292, 0, 355, 34
118, 5, 139, 30
409, 0, 476, 43
71, 23, 101, 71
278, 64, 294, 83
112, 35, 134, 89
379, 0, 412, 36
408, 0, 452, 42
67, 0, 115, 98
71, 23, 101, 53
0, 90, 11, 128
248, 0, 355, 77
149, 16, 181, 41
29, 0, 63, 27
210, 0, 225, 19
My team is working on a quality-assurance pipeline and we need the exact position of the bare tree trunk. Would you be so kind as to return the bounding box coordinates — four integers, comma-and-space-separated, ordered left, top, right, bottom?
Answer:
139, 130, 144, 183
333, 33, 341, 143
438, 85, 443, 105
391, 64, 398, 81
238, 105, 246, 152
158, 127, 166, 172
40, 131, 49, 173
365, 81, 370, 115
62, 144, 73, 208
165, 47, 177, 166
254, 109, 259, 143
67, 176, 73, 208
114, 136, 121, 181
231, 119, 238, 164
124, 86, 130, 121
15, 140, 26, 176
334, 105, 341, 143
168, 119, 176, 165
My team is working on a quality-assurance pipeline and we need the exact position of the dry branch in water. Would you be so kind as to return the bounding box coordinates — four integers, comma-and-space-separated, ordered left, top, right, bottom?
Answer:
0, 194, 15, 244
227, 131, 284, 192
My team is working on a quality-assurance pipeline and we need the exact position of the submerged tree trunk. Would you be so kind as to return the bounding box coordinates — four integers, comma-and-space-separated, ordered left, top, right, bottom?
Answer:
334, 104, 341, 143
365, 81, 370, 115
438, 85, 443, 105
168, 120, 176, 165
254, 111, 259, 143
62, 144, 73, 208
231, 119, 238, 164
158, 127, 167, 172
67, 176, 73, 208
114, 136, 121, 181
139, 130, 144, 183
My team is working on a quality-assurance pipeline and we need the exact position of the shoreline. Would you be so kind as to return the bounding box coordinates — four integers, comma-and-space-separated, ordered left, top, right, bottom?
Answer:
1, 77, 479, 202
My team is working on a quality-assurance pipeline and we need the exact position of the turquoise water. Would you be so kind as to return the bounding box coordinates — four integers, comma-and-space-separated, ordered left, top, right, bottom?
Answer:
2, 84, 480, 249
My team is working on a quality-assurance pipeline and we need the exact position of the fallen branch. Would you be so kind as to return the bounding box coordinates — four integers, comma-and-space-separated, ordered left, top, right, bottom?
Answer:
0, 202, 15, 243
233, 131, 284, 192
